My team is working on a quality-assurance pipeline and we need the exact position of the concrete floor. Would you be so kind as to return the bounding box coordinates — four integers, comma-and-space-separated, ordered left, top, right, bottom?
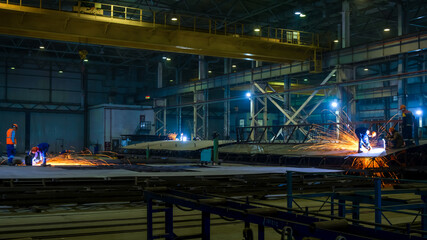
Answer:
0, 162, 342, 179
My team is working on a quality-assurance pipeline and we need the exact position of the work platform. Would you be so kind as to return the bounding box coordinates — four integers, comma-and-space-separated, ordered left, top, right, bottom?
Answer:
124, 140, 234, 151
0, 164, 341, 179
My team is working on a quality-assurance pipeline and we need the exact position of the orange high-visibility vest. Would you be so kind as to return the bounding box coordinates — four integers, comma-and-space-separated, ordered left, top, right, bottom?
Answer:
6, 128, 16, 145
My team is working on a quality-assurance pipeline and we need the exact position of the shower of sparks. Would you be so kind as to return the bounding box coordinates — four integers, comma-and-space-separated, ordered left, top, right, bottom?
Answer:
38, 150, 119, 166
348, 156, 400, 181
296, 111, 360, 152
168, 133, 178, 140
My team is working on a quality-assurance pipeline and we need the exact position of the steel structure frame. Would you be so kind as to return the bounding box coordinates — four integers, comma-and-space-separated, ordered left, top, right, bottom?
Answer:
236, 120, 401, 144
154, 33, 427, 98
145, 181, 426, 240
193, 90, 207, 139
154, 99, 167, 136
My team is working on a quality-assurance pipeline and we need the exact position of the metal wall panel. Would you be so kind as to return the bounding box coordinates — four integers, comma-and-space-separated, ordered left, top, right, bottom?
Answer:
89, 107, 104, 150
30, 112, 84, 153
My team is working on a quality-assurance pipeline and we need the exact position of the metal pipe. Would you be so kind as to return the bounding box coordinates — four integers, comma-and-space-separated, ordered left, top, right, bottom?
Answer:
287, 171, 293, 211
375, 178, 382, 230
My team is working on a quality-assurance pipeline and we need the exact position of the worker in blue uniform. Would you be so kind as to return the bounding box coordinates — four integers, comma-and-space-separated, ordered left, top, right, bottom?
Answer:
6, 124, 18, 166
355, 127, 376, 153
30, 143, 50, 166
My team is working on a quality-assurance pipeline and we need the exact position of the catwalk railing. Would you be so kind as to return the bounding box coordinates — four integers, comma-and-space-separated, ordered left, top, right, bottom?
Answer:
145, 173, 427, 239
0, 0, 319, 48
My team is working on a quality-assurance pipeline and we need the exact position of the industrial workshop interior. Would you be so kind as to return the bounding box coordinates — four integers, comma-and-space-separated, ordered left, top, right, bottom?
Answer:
0, 0, 427, 239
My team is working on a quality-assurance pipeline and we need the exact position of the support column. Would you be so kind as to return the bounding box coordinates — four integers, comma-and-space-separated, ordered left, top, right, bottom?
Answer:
263, 95, 268, 141
249, 83, 255, 141
383, 64, 391, 120
397, 2, 409, 36
283, 75, 290, 124
176, 96, 182, 134
157, 62, 163, 88
154, 99, 167, 136
193, 92, 197, 139
224, 58, 231, 74
25, 112, 30, 151
81, 62, 89, 148
4, 60, 7, 101
337, 65, 355, 121
163, 106, 167, 136
49, 63, 52, 103
193, 91, 207, 139
374, 178, 382, 230
205, 89, 209, 138
341, 0, 350, 48
199, 55, 207, 80
224, 85, 230, 139
397, 54, 407, 109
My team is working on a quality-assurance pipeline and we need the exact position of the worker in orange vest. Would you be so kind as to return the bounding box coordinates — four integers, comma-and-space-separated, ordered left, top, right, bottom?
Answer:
6, 124, 18, 166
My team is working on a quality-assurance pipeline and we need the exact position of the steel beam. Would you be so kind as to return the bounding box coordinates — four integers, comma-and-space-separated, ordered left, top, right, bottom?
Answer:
341, 0, 350, 48
154, 33, 427, 98
0, 4, 316, 64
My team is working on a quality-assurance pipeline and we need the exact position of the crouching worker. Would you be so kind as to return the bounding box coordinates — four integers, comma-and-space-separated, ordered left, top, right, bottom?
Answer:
386, 127, 404, 149
30, 143, 49, 166
355, 127, 376, 153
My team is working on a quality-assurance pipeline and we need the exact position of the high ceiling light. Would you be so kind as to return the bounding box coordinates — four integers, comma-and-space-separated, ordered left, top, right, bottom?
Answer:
254, 28, 260, 32
39, 45, 45, 49
171, 17, 178, 21
364, 68, 369, 71
208, 70, 212, 73
294, 11, 301, 15
162, 56, 167, 60
10, 67, 15, 70
299, 14, 306, 17
304, 78, 308, 82
166, 58, 171, 61
232, 64, 237, 68
58, 70, 63, 74
333, 39, 339, 43
169, 79, 173, 82
84, 59, 89, 62
384, 28, 390, 32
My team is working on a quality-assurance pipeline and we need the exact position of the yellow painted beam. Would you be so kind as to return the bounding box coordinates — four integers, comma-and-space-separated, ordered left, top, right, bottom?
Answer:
0, 4, 318, 63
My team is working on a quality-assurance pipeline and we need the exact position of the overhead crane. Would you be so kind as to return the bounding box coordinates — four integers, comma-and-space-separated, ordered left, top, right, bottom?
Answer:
0, 1, 322, 68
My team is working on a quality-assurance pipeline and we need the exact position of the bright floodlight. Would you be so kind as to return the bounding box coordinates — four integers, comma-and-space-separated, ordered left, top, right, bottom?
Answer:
295, 11, 301, 15
331, 101, 338, 108
182, 136, 187, 142
246, 92, 251, 98
416, 110, 423, 116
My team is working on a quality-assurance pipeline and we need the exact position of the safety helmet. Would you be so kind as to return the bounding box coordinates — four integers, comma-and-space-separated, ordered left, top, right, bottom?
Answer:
389, 127, 395, 132
12, 123, 18, 129
400, 105, 406, 110
31, 147, 38, 153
